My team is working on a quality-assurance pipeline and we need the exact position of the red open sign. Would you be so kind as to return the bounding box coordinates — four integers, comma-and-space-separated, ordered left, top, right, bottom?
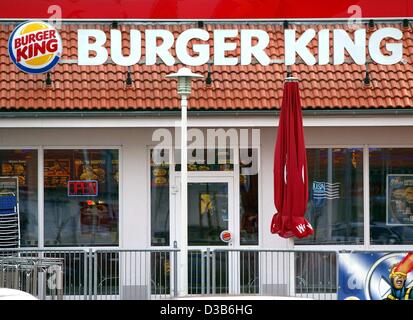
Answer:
68, 180, 98, 197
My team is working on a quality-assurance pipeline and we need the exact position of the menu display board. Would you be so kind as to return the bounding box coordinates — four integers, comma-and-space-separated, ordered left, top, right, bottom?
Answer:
75, 159, 119, 185
1, 160, 27, 187
75, 159, 105, 182
44, 159, 71, 188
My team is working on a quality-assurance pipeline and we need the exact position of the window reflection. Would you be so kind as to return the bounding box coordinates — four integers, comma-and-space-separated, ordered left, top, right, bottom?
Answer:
240, 149, 259, 246
297, 148, 364, 245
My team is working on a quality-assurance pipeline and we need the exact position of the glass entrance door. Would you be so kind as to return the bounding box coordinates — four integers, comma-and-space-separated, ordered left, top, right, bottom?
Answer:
174, 175, 237, 295
187, 182, 229, 246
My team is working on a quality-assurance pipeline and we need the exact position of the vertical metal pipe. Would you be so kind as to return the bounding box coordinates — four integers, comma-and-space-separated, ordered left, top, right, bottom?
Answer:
134, 251, 137, 299
201, 251, 205, 295
93, 251, 97, 300
120, 252, 123, 300
255, 251, 258, 294
105, 252, 108, 299
173, 243, 178, 298
304, 253, 308, 298
143, 252, 146, 299
188, 251, 192, 295
272, 252, 275, 296
363, 146, 371, 247
219, 252, 222, 294
179, 94, 189, 297
139, 252, 142, 299
38, 147, 44, 249
88, 249, 92, 300
129, 251, 131, 299
163, 252, 166, 299
206, 248, 210, 295
158, 252, 161, 299
154, 252, 157, 296
212, 250, 216, 294
327, 149, 333, 240
318, 254, 321, 300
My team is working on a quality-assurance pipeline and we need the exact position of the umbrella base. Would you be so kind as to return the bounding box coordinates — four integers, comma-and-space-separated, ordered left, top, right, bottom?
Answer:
271, 213, 314, 239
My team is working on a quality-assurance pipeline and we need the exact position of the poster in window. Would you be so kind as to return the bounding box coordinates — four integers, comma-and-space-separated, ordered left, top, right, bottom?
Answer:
2, 160, 27, 187
387, 174, 413, 225
200, 193, 215, 215
44, 159, 70, 188
151, 165, 168, 187
74, 159, 106, 183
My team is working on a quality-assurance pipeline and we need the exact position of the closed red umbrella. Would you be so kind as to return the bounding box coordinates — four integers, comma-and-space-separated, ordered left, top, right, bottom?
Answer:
271, 78, 314, 239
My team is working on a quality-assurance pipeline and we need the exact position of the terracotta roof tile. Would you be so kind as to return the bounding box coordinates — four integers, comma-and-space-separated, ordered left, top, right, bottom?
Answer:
0, 22, 412, 111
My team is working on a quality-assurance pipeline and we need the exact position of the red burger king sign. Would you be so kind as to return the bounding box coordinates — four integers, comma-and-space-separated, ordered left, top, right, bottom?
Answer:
8, 21, 62, 74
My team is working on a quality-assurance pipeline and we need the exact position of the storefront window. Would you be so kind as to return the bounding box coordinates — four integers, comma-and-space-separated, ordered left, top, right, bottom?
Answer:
297, 148, 364, 245
240, 149, 259, 245
44, 149, 119, 246
370, 148, 413, 245
151, 149, 170, 246
0, 150, 38, 247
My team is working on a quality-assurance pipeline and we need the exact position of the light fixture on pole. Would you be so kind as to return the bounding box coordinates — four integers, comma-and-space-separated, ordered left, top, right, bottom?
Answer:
166, 67, 202, 297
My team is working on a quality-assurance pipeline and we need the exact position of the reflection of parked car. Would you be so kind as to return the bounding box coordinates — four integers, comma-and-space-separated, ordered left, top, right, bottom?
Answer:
370, 223, 403, 244
331, 223, 364, 244
378, 224, 413, 244
330, 222, 413, 245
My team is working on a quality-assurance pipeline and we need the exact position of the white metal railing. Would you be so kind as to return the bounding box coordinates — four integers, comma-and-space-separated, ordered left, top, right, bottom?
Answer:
2, 247, 410, 300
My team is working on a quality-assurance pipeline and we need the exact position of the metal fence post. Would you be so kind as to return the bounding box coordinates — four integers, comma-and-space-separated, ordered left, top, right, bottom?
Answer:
93, 250, 98, 300
212, 251, 216, 294
201, 250, 205, 295
335, 251, 339, 301
206, 248, 211, 295
289, 251, 296, 297
88, 249, 93, 300
173, 241, 178, 298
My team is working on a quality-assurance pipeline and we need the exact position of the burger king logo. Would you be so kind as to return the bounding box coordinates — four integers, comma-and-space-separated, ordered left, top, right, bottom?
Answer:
8, 21, 62, 74
220, 230, 232, 243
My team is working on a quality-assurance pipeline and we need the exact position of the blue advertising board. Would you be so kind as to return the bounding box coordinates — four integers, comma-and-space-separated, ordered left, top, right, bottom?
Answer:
338, 252, 413, 300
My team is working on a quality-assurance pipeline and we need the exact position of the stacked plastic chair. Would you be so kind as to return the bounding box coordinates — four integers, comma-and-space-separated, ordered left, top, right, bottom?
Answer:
0, 192, 19, 249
